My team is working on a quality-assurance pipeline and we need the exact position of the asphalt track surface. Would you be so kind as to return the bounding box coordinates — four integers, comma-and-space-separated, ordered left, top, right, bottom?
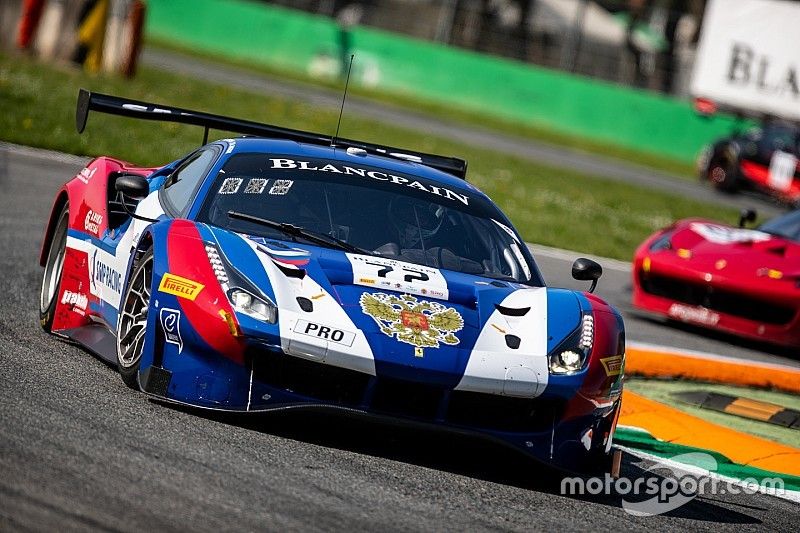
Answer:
143, 48, 786, 219
2, 145, 798, 531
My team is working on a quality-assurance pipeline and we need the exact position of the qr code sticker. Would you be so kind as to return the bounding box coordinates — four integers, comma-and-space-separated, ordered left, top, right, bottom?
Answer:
269, 180, 294, 195
244, 178, 269, 194
219, 177, 243, 194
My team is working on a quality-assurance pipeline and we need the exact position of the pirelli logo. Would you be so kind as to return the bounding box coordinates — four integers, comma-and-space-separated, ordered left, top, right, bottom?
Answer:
158, 273, 204, 301
600, 355, 623, 377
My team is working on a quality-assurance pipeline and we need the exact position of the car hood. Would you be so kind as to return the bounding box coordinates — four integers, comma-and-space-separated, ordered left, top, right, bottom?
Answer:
665, 220, 800, 280
204, 227, 585, 396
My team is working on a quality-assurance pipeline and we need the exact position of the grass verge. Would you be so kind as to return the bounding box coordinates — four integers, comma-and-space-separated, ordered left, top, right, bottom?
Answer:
147, 38, 697, 179
0, 52, 736, 260
626, 378, 800, 449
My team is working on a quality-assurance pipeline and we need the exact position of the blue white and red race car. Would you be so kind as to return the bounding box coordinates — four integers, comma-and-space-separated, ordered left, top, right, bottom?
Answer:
39, 90, 625, 471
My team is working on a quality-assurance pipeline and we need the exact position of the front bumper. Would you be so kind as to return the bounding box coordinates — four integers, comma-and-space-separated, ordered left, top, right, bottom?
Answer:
632, 264, 800, 349
142, 341, 620, 473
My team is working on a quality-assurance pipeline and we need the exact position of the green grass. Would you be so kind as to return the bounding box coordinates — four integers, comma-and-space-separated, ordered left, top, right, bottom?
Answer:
626, 378, 800, 449
0, 52, 736, 260
146, 39, 697, 179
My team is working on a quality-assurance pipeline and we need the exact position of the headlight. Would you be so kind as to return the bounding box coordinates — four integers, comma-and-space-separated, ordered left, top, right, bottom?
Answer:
549, 313, 593, 374
206, 242, 278, 324
205, 244, 229, 289
227, 288, 277, 323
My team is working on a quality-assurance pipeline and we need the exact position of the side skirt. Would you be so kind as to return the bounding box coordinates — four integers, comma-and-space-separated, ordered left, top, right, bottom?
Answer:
62, 325, 118, 365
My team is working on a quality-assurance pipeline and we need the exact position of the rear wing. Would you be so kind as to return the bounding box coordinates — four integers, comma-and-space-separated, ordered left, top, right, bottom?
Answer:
76, 89, 468, 179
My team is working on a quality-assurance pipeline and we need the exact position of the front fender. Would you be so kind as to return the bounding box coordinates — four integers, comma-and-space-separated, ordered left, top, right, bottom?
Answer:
138, 219, 250, 407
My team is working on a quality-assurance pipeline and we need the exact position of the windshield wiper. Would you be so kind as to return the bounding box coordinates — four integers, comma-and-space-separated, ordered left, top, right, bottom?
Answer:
480, 272, 518, 282
227, 211, 370, 255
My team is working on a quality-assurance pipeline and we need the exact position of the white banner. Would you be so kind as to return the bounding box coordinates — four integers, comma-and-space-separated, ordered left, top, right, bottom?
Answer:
691, 0, 800, 121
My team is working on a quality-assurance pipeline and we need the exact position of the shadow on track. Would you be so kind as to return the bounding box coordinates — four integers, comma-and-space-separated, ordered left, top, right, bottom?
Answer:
154, 400, 761, 525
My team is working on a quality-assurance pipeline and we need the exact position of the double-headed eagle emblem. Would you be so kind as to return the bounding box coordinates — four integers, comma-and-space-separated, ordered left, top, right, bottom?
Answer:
359, 292, 464, 357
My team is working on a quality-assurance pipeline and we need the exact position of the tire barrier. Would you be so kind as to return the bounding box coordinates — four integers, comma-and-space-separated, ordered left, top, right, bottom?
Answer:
6, 0, 144, 77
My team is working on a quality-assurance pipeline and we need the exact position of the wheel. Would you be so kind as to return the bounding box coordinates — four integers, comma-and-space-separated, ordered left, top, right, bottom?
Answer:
40, 203, 69, 332
708, 160, 738, 192
116, 249, 153, 389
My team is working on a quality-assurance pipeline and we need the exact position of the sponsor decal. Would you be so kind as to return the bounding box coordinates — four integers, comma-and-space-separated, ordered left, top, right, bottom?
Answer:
160, 308, 183, 353
90, 250, 123, 294
158, 273, 205, 301
249, 238, 311, 270
244, 178, 269, 194
360, 292, 463, 357
599, 355, 623, 377
491, 219, 520, 243
268, 179, 294, 195
61, 289, 88, 315
218, 177, 243, 194
268, 158, 471, 205
77, 166, 96, 184
293, 319, 355, 346
510, 242, 531, 280
689, 222, 771, 245
122, 103, 181, 114
84, 210, 103, 236
668, 303, 720, 326
222, 138, 236, 154
348, 254, 449, 300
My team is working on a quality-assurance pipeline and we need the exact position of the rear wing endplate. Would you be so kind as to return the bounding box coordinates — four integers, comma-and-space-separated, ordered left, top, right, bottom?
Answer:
76, 89, 468, 179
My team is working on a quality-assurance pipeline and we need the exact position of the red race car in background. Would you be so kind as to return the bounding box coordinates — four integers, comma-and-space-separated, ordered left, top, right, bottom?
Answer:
632, 208, 800, 349
698, 121, 800, 206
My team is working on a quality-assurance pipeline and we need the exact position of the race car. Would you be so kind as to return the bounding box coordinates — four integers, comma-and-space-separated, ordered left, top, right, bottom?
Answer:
39, 89, 625, 472
632, 208, 800, 349
698, 121, 800, 205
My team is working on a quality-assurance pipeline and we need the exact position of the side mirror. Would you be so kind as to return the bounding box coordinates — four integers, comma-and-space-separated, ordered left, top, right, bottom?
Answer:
115, 174, 149, 200
572, 258, 603, 293
114, 174, 157, 223
738, 208, 757, 228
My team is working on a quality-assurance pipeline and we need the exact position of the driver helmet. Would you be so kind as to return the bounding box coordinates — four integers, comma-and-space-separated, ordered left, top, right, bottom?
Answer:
388, 196, 444, 249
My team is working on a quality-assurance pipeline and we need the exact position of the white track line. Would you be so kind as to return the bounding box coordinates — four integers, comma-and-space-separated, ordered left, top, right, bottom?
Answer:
0, 141, 90, 166
619, 445, 800, 504
527, 243, 631, 272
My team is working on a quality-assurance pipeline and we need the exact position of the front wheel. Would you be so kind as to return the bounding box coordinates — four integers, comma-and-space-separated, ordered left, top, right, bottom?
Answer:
116, 249, 153, 389
40, 203, 69, 332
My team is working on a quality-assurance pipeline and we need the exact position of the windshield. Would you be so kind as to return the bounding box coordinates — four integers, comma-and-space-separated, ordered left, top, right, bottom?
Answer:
759, 209, 800, 241
198, 153, 541, 284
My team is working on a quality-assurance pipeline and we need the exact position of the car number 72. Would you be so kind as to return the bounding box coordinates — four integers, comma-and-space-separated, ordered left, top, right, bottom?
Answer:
364, 261, 430, 283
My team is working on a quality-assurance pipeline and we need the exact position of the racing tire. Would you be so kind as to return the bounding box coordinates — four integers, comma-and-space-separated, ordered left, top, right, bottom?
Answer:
707, 160, 738, 192
116, 248, 153, 390
39, 203, 69, 332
